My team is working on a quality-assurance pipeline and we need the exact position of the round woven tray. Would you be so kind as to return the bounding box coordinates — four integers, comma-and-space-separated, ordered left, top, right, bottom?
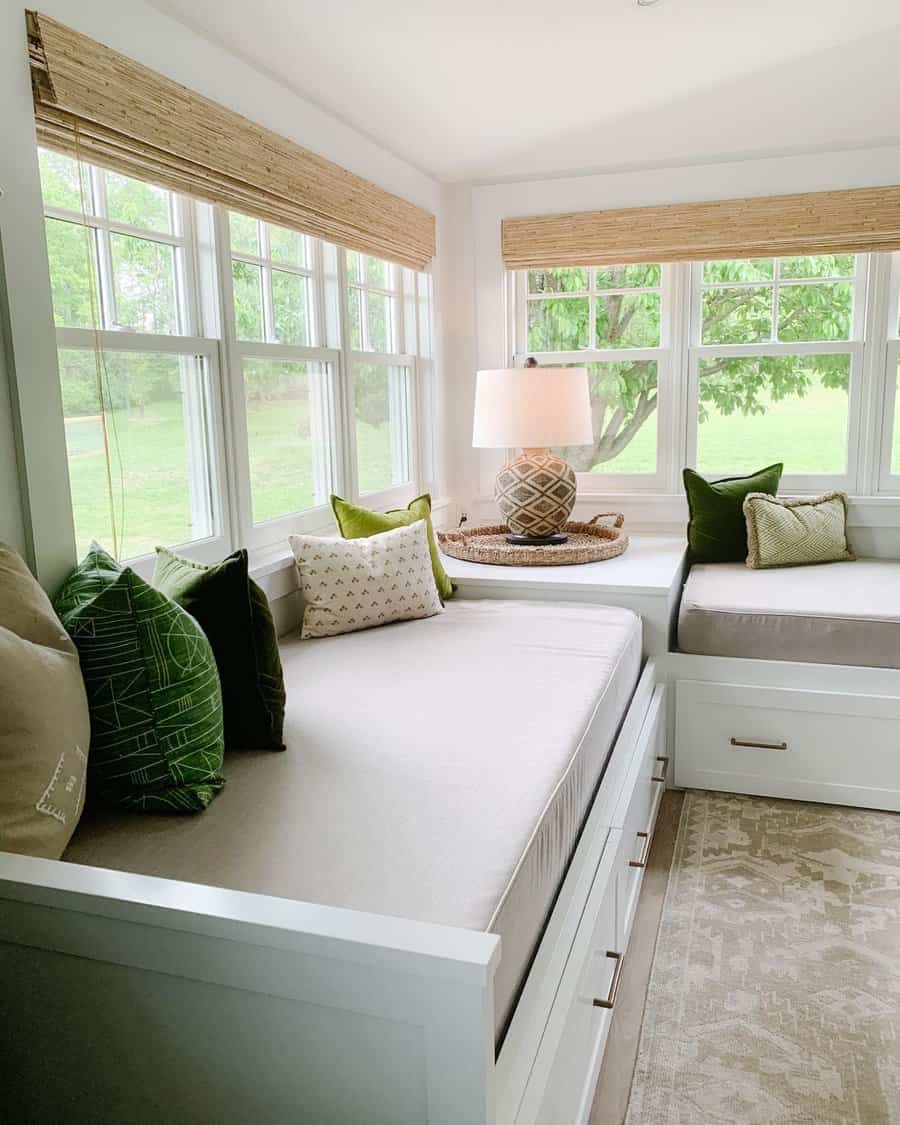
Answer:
438, 513, 629, 567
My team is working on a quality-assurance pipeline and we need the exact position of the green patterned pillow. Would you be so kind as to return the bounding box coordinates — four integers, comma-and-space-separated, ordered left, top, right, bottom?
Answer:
54, 544, 225, 812
743, 491, 854, 569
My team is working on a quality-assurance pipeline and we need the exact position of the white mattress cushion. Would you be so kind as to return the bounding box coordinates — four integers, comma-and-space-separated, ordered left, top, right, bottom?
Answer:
678, 559, 900, 667
65, 598, 641, 1037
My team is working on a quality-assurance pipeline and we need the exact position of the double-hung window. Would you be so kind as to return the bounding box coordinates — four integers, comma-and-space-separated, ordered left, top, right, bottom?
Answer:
688, 254, 866, 491
39, 152, 432, 567
223, 211, 342, 545
39, 149, 228, 563
344, 252, 417, 500
512, 264, 674, 489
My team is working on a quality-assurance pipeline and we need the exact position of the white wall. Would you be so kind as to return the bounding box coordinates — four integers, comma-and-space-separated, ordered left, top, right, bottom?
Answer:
0, 249, 27, 558
457, 144, 900, 531
0, 0, 443, 589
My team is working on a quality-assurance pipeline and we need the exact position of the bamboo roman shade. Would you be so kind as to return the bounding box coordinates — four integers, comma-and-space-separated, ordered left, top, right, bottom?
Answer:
27, 11, 435, 270
502, 187, 900, 270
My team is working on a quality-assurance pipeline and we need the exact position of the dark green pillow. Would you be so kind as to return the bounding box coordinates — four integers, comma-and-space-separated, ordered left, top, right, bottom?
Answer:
53, 544, 224, 813
683, 464, 783, 563
331, 492, 454, 600
152, 547, 286, 751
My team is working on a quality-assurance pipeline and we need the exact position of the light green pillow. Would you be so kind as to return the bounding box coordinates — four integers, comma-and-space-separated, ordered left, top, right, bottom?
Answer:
54, 543, 225, 812
331, 493, 454, 600
743, 491, 854, 569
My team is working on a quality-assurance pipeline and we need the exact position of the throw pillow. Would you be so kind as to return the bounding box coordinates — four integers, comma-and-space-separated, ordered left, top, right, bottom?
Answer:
54, 543, 225, 812
0, 545, 89, 859
683, 463, 783, 563
331, 492, 454, 601
152, 547, 286, 751
743, 491, 855, 569
290, 519, 444, 639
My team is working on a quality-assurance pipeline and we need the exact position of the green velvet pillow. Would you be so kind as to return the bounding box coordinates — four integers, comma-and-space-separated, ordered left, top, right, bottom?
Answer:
331, 493, 454, 600
53, 544, 225, 813
152, 547, 286, 751
683, 463, 783, 563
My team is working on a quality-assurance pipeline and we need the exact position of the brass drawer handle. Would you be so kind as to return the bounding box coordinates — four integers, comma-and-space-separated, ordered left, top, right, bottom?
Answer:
651, 754, 669, 783
593, 951, 625, 1010
629, 829, 654, 869
730, 737, 788, 751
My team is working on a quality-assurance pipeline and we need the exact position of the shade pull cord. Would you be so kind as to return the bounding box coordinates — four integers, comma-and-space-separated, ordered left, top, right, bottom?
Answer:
74, 121, 125, 559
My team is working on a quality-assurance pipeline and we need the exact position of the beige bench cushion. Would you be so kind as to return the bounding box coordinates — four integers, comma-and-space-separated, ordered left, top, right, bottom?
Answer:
678, 559, 900, 668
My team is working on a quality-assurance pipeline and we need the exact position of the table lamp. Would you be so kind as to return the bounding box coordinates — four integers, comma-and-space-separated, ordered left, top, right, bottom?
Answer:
472, 363, 593, 545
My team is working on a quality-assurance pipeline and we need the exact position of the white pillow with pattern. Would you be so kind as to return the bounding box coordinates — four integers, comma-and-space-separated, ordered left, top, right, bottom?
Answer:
289, 519, 444, 639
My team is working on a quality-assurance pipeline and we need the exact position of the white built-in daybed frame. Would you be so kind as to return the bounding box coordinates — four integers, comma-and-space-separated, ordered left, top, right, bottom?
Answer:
0, 646, 667, 1125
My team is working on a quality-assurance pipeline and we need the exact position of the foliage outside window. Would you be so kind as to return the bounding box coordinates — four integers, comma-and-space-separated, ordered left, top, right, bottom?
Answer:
694, 255, 859, 479
518, 264, 666, 478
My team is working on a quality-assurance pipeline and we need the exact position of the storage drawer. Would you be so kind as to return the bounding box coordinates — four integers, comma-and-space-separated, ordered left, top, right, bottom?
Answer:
520, 831, 621, 1125
675, 679, 900, 811
611, 686, 667, 946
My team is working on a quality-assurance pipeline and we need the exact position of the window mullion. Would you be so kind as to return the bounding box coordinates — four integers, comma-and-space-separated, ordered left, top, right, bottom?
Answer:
92, 168, 116, 330
336, 251, 359, 501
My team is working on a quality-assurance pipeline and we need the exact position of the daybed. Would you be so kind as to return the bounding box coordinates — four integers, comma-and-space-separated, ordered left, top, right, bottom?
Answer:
670, 557, 900, 812
1, 598, 667, 1125
65, 598, 642, 1043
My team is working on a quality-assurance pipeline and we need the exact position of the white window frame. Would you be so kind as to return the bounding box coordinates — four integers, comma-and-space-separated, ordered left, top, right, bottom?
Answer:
42, 162, 232, 574
877, 252, 900, 492
512, 264, 677, 492
686, 256, 869, 493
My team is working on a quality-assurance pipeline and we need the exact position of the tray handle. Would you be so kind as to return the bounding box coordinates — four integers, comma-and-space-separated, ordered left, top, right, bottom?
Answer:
587, 512, 625, 528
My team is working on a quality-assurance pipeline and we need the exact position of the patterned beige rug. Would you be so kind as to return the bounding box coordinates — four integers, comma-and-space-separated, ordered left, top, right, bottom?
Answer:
626, 791, 900, 1125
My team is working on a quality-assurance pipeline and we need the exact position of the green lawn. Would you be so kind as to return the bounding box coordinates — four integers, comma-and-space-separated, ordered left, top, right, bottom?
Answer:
66, 398, 394, 559
590, 381, 862, 477
65, 382, 900, 560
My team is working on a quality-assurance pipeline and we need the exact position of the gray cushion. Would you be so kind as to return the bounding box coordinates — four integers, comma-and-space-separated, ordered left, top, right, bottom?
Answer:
678, 560, 900, 668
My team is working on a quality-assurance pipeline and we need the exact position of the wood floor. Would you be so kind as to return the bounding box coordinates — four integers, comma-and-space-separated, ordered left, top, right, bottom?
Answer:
588, 789, 685, 1125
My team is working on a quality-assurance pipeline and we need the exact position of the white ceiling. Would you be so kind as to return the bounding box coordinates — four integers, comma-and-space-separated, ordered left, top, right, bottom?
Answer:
150, 0, 900, 183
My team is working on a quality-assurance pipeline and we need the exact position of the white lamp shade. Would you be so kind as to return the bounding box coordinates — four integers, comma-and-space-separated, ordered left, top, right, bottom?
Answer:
472, 367, 593, 449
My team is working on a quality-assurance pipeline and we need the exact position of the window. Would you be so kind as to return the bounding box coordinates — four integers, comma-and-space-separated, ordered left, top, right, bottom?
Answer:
39, 149, 226, 562
689, 255, 863, 487
40, 149, 433, 566
343, 250, 416, 497
511, 253, 900, 495
513, 265, 671, 486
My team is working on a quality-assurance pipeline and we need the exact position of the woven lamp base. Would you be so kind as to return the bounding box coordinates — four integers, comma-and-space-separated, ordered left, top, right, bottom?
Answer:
494, 449, 577, 539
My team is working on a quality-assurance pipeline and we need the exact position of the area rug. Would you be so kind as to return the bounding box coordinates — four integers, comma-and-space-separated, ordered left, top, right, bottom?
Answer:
625, 791, 900, 1125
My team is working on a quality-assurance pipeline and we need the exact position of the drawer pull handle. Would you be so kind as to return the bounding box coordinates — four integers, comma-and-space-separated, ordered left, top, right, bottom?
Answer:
593, 951, 625, 1010
629, 829, 654, 869
730, 737, 788, 751
651, 754, 669, 783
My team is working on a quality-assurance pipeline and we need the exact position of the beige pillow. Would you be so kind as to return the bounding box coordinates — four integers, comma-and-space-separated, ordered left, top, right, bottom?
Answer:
743, 491, 854, 569
0, 546, 90, 859
290, 519, 444, 639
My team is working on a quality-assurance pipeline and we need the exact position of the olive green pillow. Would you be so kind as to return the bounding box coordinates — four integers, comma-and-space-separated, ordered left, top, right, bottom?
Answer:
54, 544, 224, 813
744, 491, 854, 569
683, 464, 783, 563
153, 547, 286, 751
331, 492, 454, 600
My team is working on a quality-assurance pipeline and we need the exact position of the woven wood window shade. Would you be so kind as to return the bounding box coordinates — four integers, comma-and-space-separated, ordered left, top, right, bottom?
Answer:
27, 12, 435, 270
502, 187, 900, 270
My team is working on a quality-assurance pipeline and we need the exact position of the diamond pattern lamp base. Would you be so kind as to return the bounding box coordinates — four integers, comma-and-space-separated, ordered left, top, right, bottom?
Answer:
494, 449, 577, 539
